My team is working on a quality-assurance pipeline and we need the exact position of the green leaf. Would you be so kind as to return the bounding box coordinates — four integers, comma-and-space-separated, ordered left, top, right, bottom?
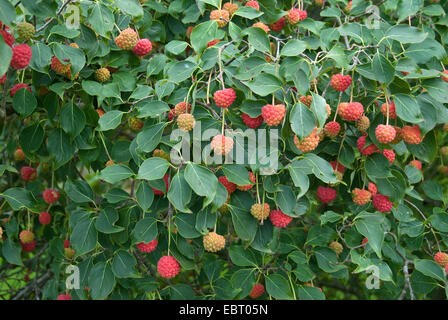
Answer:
60, 102, 86, 137
242, 27, 270, 53
2, 239, 23, 266
290, 103, 316, 139
0, 36, 12, 76
95, 208, 124, 234
132, 216, 158, 243
136, 122, 166, 153
355, 218, 384, 258
397, 0, 423, 22
234, 6, 263, 19
266, 274, 293, 300
165, 40, 189, 55
280, 39, 307, 57
314, 247, 346, 273
366, 153, 391, 180
228, 246, 257, 267
112, 250, 137, 278
88, 3, 115, 37
135, 182, 154, 211
0, 0, 16, 27
64, 180, 94, 203
100, 164, 134, 184
184, 163, 218, 205
298, 286, 325, 300
422, 181, 444, 202
386, 25, 427, 44
52, 43, 86, 79
167, 171, 192, 213
19, 123, 44, 154
244, 73, 282, 96
12, 88, 37, 117
414, 259, 445, 282
393, 94, 423, 123
71, 215, 98, 256
190, 20, 218, 53
98, 110, 124, 131
1, 188, 37, 212
229, 192, 258, 242
167, 61, 197, 83
222, 164, 251, 186
372, 53, 395, 84
88, 262, 116, 300
115, 0, 143, 16
137, 157, 170, 180
175, 213, 201, 239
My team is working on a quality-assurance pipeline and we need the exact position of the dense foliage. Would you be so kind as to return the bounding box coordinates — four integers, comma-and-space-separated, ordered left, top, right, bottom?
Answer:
1, 0, 448, 300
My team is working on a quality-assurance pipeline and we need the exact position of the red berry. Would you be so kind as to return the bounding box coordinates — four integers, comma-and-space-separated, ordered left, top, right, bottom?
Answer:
0, 29, 14, 47
330, 161, 345, 173
269, 17, 285, 32
213, 88, 236, 108
381, 101, 397, 119
368, 182, 377, 196
157, 255, 181, 279
434, 252, 448, 267
372, 194, 393, 212
357, 136, 378, 155
352, 188, 371, 205
241, 113, 263, 129
237, 172, 256, 191
249, 283, 264, 298
339, 102, 364, 121
10, 83, 31, 97
168, 108, 176, 121
10, 44, 32, 69
207, 39, 220, 47
136, 239, 158, 253
269, 210, 292, 228
132, 39, 152, 56
324, 121, 341, 138
39, 211, 52, 225
63, 240, 71, 248
153, 174, 169, 196
382, 149, 395, 164
409, 160, 422, 171
246, 0, 259, 10
57, 294, 71, 300
402, 125, 422, 145
375, 125, 396, 144
261, 104, 286, 126
330, 74, 352, 92
21, 166, 37, 181
285, 9, 307, 24
211, 135, 234, 155
316, 186, 337, 204
218, 176, 237, 194
43, 188, 60, 204
21, 240, 36, 252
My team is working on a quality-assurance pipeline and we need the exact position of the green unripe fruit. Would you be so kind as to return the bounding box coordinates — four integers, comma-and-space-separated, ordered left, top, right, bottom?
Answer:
16, 22, 35, 41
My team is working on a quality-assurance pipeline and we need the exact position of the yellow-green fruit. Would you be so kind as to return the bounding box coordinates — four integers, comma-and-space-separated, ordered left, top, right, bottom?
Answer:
329, 241, 343, 255
129, 117, 144, 131
65, 248, 76, 259
203, 232, 226, 252
95, 67, 110, 83
153, 149, 170, 161
40, 162, 51, 173
19, 230, 34, 244
177, 113, 195, 132
441, 146, 448, 158
355, 116, 370, 132
14, 148, 26, 161
250, 203, 270, 221
114, 28, 138, 50
16, 22, 35, 41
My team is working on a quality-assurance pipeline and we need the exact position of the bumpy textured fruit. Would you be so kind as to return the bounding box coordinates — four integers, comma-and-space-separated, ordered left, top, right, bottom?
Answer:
246, 1, 260, 10
70, 43, 79, 48
96, 109, 105, 117
329, 241, 343, 255
324, 121, 340, 138
368, 182, 377, 196
316, 186, 337, 204
10, 83, 31, 97
0, 29, 14, 46
269, 210, 292, 228
39, 211, 51, 225
269, 17, 285, 31
65, 248, 75, 259
223, 2, 239, 15
441, 70, 448, 82
285, 9, 307, 24
434, 252, 448, 267
10, 44, 32, 69
177, 113, 195, 132
356, 116, 370, 132
153, 149, 170, 161
132, 39, 152, 56
249, 284, 264, 299
21, 240, 36, 252
383, 149, 395, 164
94, 67, 110, 83
21, 166, 36, 181
381, 101, 397, 119
105, 160, 115, 167
299, 95, 313, 107
330, 74, 352, 92
390, 126, 402, 144
20, 230, 34, 244
129, 117, 144, 131
14, 148, 26, 161
16, 22, 35, 41
210, 9, 230, 28
63, 240, 71, 248
402, 125, 422, 144
214, 88, 236, 108
352, 188, 371, 205
339, 102, 364, 121
372, 194, 393, 212
157, 256, 181, 279
153, 174, 169, 196
262, 104, 286, 126
375, 124, 396, 144
218, 176, 237, 194
57, 294, 71, 300
330, 161, 345, 173
250, 203, 270, 221
207, 39, 220, 47
203, 232, 226, 252
43, 188, 60, 204
441, 146, 448, 157
114, 28, 138, 50
242, 113, 263, 129
409, 160, 422, 171
357, 136, 378, 155
51, 56, 71, 75
137, 239, 158, 253
237, 171, 256, 191
211, 135, 234, 155
294, 128, 319, 153
175, 102, 192, 115
253, 22, 269, 33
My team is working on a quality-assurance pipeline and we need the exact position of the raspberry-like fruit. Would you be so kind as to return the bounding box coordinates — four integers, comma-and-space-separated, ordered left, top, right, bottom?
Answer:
434, 252, 448, 267
357, 136, 378, 155
136, 239, 158, 253
218, 176, 237, 194
214, 88, 236, 108
356, 116, 370, 132
10, 44, 32, 69
330, 161, 345, 174
207, 39, 220, 47
246, 0, 259, 10
383, 149, 395, 164
51, 56, 71, 75
285, 9, 307, 24
175, 101, 192, 115
0, 29, 14, 47
237, 171, 256, 191
177, 113, 195, 132
262, 104, 286, 126
157, 255, 181, 279
372, 194, 393, 212
16, 22, 35, 41
210, 9, 230, 28
330, 74, 352, 92
269, 210, 292, 228
294, 128, 320, 153
14, 148, 26, 161
375, 124, 396, 144
242, 113, 263, 129
63, 240, 71, 248
39, 211, 52, 225
299, 95, 313, 107
203, 232, 226, 252
409, 160, 422, 171
316, 186, 337, 204
252, 22, 269, 33
402, 125, 422, 144
269, 17, 285, 32
21, 166, 36, 181
324, 121, 341, 138
352, 188, 371, 205
368, 182, 377, 196
329, 241, 343, 255
249, 284, 264, 299
132, 39, 152, 56
43, 188, 60, 204
223, 2, 239, 15
94, 67, 110, 83
21, 240, 36, 252
250, 203, 270, 221
114, 28, 138, 50
20, 230, 34, 244
381, 101, 397, 119
339, 102, 364, 121
57, 294, 71, 300
211, 135, 234, 155
153, 174, 169, 196
10, 83, 31, 97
